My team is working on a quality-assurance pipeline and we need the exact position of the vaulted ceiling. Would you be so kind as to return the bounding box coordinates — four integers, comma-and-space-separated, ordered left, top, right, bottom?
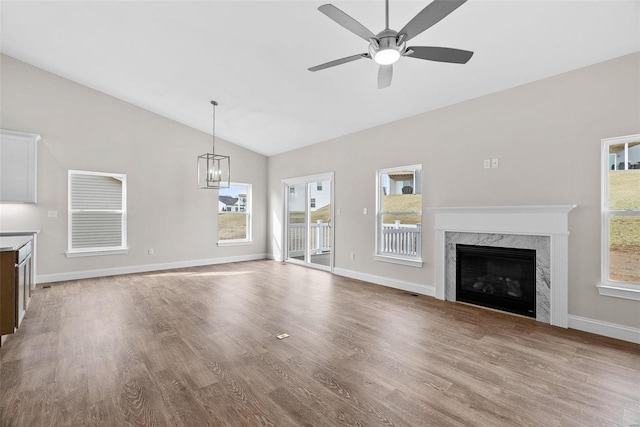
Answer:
1, 1, 638, 156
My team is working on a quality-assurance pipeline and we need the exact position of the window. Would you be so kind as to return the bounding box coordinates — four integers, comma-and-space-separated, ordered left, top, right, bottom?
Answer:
310, 198, 316, 208
218, 183, 252, 245
599, 135, 640, 300
67, 170, 127, 256
375, 165, 422, 267
317, 182, 323, 191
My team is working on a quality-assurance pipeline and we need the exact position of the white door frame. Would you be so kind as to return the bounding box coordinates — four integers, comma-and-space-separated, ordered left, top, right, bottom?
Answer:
282, 172, 335, 272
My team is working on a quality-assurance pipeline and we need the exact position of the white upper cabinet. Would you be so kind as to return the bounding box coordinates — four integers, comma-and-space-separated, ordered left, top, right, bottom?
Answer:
0, 129, 40, 203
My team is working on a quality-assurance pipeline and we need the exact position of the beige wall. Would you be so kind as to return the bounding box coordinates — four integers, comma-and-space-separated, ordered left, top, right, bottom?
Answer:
268, 53, 640, 329
0, 55, 268, 279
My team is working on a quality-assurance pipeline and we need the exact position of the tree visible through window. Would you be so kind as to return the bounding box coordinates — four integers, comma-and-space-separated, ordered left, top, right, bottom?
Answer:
218, 183, 251, 243
603, 135, 640, 285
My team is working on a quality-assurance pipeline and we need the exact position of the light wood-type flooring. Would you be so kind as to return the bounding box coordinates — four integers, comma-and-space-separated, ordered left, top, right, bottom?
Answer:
1, 260, 639, 426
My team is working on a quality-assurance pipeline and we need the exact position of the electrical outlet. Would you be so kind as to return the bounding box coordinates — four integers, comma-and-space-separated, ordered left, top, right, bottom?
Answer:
337, 208, 341, 215
148, 248, 154, 255
363, 208, 368, 215
350, 252, 355, 260
491, 158, 499, 168
484, 159, 490, 169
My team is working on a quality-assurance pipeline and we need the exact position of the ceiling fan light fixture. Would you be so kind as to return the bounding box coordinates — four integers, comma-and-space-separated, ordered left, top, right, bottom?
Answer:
369, 29, 405, 65
373, 48, 401, 65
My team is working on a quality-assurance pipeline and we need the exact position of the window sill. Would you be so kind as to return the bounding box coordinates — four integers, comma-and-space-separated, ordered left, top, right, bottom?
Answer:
217, 240, 252, 247
374, 254, 423, 268
66, 248, 128, 258
596, 282, 640, 301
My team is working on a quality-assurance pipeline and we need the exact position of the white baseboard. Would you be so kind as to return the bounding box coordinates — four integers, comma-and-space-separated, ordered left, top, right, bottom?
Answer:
36, 253, 269, 284
568, 315, 640, 344
333, 267, 435, 297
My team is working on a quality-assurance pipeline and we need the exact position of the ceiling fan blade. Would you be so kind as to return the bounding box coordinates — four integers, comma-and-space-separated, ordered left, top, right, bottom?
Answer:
399, 0, 467, 42
308, 53, 369, 72
405, 46, 473, 64
318, 4, 376, 41
378, 64, 393, 89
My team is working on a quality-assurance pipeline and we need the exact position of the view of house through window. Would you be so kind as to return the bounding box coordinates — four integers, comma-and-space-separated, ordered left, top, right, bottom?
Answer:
376, 165, 422, 263
604, 136, 640, 284
285, 177, 332, 269
218, 183, 251, 242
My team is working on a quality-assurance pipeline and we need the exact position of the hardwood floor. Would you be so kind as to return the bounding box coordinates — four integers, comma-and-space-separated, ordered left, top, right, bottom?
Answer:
1, 260, 638, 426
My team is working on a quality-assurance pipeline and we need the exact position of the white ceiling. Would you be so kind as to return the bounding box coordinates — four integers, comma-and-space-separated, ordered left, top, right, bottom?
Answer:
1, 1, 639, 156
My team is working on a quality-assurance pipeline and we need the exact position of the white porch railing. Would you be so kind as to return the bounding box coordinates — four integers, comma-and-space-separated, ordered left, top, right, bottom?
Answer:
288, 220, 331, 256
288, 220, 419, 257
381, 221, 421, 257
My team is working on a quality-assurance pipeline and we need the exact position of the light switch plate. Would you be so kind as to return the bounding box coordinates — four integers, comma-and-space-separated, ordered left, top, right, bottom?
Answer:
484, 159, 490, 169
491, 158, 499, 168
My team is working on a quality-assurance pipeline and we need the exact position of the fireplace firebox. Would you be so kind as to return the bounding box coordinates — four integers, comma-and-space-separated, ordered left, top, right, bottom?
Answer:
456, 244, 536, 318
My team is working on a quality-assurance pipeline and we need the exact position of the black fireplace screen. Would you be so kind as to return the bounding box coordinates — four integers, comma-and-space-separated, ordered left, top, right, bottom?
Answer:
456, 244, 536, 318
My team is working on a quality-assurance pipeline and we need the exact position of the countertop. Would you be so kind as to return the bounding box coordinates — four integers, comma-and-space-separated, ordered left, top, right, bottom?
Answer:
0, 235, 33, 252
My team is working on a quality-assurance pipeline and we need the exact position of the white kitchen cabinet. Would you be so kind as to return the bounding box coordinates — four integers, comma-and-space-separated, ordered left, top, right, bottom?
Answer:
0, 129, 40, 203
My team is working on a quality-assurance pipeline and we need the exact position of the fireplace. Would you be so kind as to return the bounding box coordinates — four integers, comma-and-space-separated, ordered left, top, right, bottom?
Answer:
456, 244, 536, 318
433, 205, 575, 327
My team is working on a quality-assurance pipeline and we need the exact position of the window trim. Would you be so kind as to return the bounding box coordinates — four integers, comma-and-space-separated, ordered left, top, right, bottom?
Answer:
66, 170, 128, 257
598, 134, 640, 300
375, 164, 423, 267
217, 182, 252, 246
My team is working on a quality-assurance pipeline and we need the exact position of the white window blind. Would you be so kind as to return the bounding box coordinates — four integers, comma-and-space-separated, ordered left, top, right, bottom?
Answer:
68, 170, 127, 253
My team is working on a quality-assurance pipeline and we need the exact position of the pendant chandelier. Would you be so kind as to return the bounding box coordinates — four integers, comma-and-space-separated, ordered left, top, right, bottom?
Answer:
197, 100, 230, 189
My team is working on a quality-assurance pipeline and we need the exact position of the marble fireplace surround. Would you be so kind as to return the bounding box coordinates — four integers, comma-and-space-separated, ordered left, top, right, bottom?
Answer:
433, 205, 576, 328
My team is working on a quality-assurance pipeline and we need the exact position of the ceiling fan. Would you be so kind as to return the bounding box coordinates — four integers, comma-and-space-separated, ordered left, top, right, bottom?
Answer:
308, 0, 473, 89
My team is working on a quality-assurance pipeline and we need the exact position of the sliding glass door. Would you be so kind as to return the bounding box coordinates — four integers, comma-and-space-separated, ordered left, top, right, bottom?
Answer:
284, 173, 333, 271
287, 182, 307, 262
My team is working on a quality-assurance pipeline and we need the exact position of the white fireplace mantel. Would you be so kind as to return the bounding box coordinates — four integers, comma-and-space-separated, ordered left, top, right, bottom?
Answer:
432, 205, 576, 328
